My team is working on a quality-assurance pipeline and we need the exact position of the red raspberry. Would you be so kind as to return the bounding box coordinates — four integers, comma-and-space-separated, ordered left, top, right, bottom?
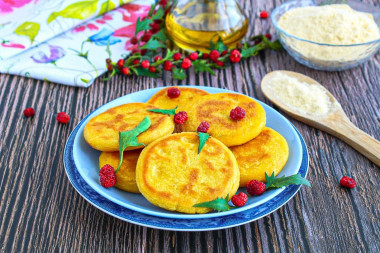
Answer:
231, 192, 248, 207
230, 106, 246, 120
340, 176, 356, 189
132, 59, 140, 65
107, 64, 113, 72
229, 49, 241, 63
202, 53, 209, 59
130, 36, 138, 45
106, 58, 111, 64
167, 87, 180, 98
56, 112, 70, 124
265, 33, 272, 40
246, 180, 266, 195
181, 58, 192, 69
260, 11, 269, 19
174, 111, 188, 124
197, 121, 210, 133
23, 107, 35, 117
221, 49, 228, 56
99, 164, 116, 188
148, 66, 156, 73
141, 60, 150, 69
189, 52, 198, 61
216, 61, 224, 67
209, 50, 220, 62
149, 22, 160, 33
154, 55, 162, 62
117, 59, 124, 67
173, 52, 182, 61
163, 61, 173, 71
141, 31, 152, 42
121, 67, 130, 75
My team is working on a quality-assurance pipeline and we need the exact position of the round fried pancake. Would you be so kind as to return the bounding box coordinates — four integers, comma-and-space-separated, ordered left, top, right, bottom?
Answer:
230, 127, 289, 186
99, 150, 141, 193
136, 132, 240, 214
84, 103, 175, 151
181, 93, 266, 147
147, 86, 209, 111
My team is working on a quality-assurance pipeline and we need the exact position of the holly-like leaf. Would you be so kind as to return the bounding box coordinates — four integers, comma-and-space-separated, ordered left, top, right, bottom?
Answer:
241, 46, 259, 58
135, 67, 159, 78
197, 132, 210, 154
172, 68, 186, 80
116, 116, 151, 172
135, 17, 153, 35
209, 36, 227, 52
14, 22, 40, 43
140, 38, 166, 50
193, 60, 215, 75
193, 194, 233, 212
269, 40, 282, 51
147, 106, 178, 115
151, 8, 164, 20
265, 172, 311, 189
47, 0, 99, 23
152, 30, 167, 43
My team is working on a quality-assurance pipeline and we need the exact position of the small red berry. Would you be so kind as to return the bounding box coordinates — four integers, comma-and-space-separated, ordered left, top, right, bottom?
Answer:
163, 61, 173, 71
148, 66, 156, 73
197, 121, 210, 133
130, 36, 138, 45
132, 59, 140, 65
202, 53, 209, 59
154, 55, 162, 62
149, 22, 160, 32
56, 112, 70, 124
216, 61, 224, 67
209, 50, 220, 62
260, 11, 269, 19
340, 176, 356, 189
99, 164, 116, 188
173, 52, 182, 61
141, 49, 147, 56
141, 60, 150, 69
254, 39, 262, 45
23, 107, 35, 117
106, 58, 111, 64
121, 67, 130, 75
181, 58, 192, 69
117, 59, 124, 67
174, 111, 188, 124
141, 31, 152, 42
221, 49, 228, 56
230, 106, 246, 120
189, 52, 198, 61
229, 49, 241, 63
107, 64, 113, 71
167, 87, 180, 98
265, 33, 272, 40
131, 48, 140, 55
246, 180, 266, 196
231, 192, 248, 207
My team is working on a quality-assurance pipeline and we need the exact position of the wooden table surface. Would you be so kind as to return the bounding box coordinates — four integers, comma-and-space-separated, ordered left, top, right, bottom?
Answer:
1, 0, 379, 252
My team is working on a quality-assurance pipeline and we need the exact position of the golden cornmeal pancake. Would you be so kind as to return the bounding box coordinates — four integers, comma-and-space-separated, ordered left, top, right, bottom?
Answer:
136, 132, 240, 214
181, 93, 266, 147
230, 127, 289, 186
147, 86, 209, 111
99, 150, 141, 193
84, 103, 175, 151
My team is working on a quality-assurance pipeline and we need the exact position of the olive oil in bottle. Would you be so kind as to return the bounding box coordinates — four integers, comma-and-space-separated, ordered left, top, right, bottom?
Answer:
165, 0, 249, 52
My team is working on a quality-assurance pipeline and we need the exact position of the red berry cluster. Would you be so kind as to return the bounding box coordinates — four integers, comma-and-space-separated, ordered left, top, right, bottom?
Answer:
23, 107, 70, 124
99, 164, 117, 188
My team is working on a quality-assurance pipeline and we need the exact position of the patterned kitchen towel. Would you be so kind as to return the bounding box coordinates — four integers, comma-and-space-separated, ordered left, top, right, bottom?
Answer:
0, 0, 154, 87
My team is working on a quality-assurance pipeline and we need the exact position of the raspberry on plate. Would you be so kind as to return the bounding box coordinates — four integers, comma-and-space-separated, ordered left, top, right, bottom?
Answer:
167, 87, 180, 98
99, 164, 116, 188
230, 106, 246, 120
174, 111, 188, 124
231, 192, 248, 207
246, 180, 266, 195
57, 112, 70, 124
197, 121, 210, 133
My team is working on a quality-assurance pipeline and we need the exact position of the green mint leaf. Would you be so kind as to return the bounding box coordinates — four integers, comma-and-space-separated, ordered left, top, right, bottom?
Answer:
241, 46, 259, 58
116, 116, 151, 172
152, 30, 167, 43
147, 106, 178, 115
193, 60, 216, 75
135, 67, 159, 78
172, 68, 186, 80
265, 172, 311, 189
135, 17, 152, 35
197, 132, 210, 154
193, 194, 233, 212
140, 38, 166, 50
215, 36, 228, 52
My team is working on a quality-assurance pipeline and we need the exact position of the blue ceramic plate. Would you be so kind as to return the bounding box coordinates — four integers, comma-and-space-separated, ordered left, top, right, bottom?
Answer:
64, 87, 308, 227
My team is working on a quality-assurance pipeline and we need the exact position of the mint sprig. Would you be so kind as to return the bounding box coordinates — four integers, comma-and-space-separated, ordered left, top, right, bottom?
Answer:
116, 116, 151, 172
197, 132, 210, 154
265, 172, 311, 189
193, 194, 233, 212
147, 106, 178, 115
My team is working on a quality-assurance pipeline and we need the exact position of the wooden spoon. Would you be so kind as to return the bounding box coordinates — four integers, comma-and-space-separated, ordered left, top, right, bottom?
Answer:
261, 70, 380, 167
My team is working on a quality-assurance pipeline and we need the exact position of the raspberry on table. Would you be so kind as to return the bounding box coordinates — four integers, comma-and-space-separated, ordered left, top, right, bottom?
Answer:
99, 164, 116, 188
24, 107, 35, 117
56, 112, 70, 124
167, 87, 180, 98
197, 121, 210, 133
230, 106, 246, 120
260, 11, 269, 19
174, 111, 188, 124
246, 180, 266, 195
231, 192, 248, 207
340, 176, 356, 189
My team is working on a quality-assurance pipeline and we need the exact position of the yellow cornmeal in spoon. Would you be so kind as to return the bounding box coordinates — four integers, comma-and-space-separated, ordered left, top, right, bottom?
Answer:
278, 4, 380, 62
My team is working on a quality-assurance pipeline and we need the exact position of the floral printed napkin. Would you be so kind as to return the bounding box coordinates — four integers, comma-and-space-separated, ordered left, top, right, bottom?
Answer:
0, 0, 154, 87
